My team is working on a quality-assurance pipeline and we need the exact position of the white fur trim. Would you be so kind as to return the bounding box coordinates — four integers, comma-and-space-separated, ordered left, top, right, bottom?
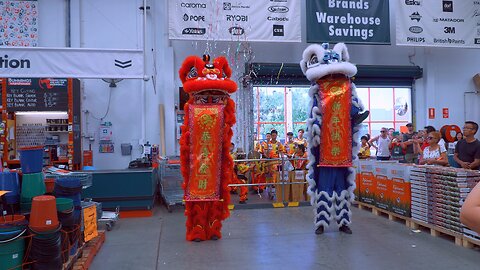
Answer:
306, 62, 357, 82
314, 219, 330, 229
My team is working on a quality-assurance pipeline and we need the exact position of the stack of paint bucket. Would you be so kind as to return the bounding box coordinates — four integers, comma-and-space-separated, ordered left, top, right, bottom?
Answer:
19, 147, 46, 212
0, 172, 20, 213
0, 214, 27, 270
54, 176, 82, 256
28, 195, 63, 270
56, 197, 74, 263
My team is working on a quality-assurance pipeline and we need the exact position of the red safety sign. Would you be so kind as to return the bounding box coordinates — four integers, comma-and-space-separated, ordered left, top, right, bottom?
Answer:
428, 108, 435, 119
442, 108, 449, 118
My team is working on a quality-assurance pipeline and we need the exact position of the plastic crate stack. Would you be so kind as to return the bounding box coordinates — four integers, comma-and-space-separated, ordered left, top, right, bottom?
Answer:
410, 166, 480, 235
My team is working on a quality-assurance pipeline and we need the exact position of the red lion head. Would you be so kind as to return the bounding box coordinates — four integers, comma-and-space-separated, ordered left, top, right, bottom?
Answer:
179, 55, 237, 94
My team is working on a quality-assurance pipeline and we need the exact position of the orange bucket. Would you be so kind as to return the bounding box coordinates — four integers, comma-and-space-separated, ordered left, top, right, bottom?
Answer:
44, 178, 55, 194
29, 195, 59, 232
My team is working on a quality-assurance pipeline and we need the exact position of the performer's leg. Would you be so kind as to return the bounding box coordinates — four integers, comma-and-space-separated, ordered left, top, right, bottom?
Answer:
206, 201, 225, 240
185, 202, 208, 241
314, 168, 336, 234
333, 168, 353, 234
238, 176, 248, 204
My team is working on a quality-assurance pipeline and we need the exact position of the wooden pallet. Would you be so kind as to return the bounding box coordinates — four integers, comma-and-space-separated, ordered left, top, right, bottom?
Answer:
409, 219, 463, 246
63, 244, 85, 270
72, 231, 106, 270
462, 235, 480, 249
356, 201, 411, 227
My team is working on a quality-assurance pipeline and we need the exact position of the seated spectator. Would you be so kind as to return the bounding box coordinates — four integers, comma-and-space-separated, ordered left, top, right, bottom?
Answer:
454, 121, 480, 170
460, 181, 480, 234
419, 131, 448, 166
358, 135, 371, 159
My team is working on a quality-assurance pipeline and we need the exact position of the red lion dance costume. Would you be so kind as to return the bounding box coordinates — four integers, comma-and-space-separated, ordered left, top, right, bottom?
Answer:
179, 55, 237, 242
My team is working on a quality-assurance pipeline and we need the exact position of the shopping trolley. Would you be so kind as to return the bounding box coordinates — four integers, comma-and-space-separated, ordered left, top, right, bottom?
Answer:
159, 157, 184, 212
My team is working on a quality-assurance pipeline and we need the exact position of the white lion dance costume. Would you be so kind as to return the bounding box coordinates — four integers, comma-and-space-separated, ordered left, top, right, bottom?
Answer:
300, 43, 368, 235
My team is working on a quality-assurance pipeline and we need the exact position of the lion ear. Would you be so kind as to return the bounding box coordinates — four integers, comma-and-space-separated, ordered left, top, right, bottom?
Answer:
333, 43, 350, 62
179, 56, 204, 83
213, 56, 232, 78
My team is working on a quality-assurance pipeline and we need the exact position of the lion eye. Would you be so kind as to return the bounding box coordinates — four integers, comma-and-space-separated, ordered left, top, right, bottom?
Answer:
187, 67, 198, 79
307, 54, 320, 68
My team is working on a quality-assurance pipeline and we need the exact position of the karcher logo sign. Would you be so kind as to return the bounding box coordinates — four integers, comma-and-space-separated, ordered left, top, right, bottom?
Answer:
115, 59, 132, 69
0, 55, 31, 69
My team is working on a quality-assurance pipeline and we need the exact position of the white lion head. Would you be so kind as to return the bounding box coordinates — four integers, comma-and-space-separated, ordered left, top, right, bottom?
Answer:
300, 43, 357, 82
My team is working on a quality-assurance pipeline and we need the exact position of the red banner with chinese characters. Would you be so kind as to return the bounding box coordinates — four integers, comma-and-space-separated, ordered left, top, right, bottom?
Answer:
317, 77, 352, 167
185, 104, 225, 201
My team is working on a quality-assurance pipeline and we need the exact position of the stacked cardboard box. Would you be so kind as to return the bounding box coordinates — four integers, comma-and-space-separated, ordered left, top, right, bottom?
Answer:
410, 166, 480, 234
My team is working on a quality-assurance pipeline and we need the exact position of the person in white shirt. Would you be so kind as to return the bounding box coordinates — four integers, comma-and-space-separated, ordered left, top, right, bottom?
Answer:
368, 127, 391, 160
419, 131, 448, 166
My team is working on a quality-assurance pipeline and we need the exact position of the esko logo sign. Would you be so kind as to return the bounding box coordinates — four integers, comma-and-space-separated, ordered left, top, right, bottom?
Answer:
0, 55, 30, 68
410, 12, 421, 22
443, 1, 453, 12
444, 26, 455, 33
180, 3, 206, 8
409, 26, 423, 33
405, 0, 421, 6
183, 14, 205, 22
474, 38, 480, 44
226, 15, 248, 21
115, 59, 132, 69
273, 25, 284, 36
229, 26, 245, 36
268, 6, 289, 13
182, 28, 206, 35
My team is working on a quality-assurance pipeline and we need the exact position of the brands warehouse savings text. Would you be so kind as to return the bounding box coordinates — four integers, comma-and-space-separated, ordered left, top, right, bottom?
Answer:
316, 0, 382, 40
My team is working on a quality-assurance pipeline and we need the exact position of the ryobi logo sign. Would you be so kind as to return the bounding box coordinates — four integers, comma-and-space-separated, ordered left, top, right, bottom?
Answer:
0, 55, 31, 69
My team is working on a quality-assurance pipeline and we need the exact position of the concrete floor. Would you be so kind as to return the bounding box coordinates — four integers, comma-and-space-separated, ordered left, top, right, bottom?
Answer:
90, 205, 480, 270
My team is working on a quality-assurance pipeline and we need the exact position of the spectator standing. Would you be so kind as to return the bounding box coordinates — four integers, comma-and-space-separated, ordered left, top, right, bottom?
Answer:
369, 127, 391, 160
402, 123, 416, 163
454, 121, 480, 170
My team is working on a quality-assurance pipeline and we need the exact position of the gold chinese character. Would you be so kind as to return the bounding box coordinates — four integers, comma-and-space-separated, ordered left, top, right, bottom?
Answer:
331, 116, 340, 125
332, 130, 341, 141
199, 163, 209, 175
332, 101, 341, 112
198, 179, 208, 190
201, 131, 211, 143
331, 146, 341, 156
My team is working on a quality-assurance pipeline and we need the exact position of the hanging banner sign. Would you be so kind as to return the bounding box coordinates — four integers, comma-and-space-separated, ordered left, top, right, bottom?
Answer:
306, 0, 390, 44
0, 47, 144, 79
396, 0, 480, 48
168, 0, 301, 42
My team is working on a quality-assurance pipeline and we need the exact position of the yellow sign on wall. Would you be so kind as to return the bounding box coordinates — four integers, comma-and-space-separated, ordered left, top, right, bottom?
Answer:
83, 205, 98, 242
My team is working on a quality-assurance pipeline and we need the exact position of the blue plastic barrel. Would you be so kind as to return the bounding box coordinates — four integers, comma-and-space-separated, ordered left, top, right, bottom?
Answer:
18, 146, 44, 174
0, 172, 20, 204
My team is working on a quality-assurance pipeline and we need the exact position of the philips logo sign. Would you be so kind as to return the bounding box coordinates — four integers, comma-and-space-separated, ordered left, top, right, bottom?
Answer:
0, 55, 31, 69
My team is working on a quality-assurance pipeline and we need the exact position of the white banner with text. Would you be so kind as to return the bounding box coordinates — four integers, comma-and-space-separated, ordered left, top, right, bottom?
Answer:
168, 0, 301, 42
